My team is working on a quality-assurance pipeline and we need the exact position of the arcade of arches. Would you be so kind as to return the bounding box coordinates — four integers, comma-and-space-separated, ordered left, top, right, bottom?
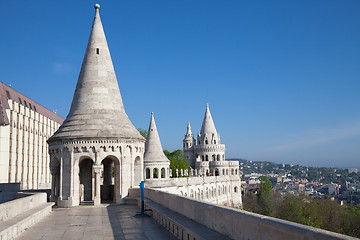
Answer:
49, 144, 144, 207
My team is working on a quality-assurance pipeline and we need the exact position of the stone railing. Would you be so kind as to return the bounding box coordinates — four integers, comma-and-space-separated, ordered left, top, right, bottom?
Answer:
144, 188, 357, 240
0, 192, 47, 222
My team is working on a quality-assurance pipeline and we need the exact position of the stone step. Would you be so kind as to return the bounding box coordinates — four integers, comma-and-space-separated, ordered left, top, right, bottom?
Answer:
0, 202, 54, 240
123, 197, 138, 205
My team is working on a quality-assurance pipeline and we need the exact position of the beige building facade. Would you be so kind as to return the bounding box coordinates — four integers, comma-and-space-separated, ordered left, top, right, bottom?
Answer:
0, 82, 63, 189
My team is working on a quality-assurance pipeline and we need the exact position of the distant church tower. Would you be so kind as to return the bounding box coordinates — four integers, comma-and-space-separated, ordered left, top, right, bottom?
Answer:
143, 112, 170, 180
183, 104, 228, 176
47, 4, 145, 207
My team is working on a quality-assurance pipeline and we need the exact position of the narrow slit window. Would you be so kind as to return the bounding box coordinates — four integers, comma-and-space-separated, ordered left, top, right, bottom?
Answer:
6, 91, 11, 99
33, 105, 37, 112
18, 98, 22, 105
96, 48, 99, 55
29, 103, 32, 110
24, 100, 28, 107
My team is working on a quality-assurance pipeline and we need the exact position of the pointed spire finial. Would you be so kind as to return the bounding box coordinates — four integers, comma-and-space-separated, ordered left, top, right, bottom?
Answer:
95, 4, 100, 9
185, 121, 193, 136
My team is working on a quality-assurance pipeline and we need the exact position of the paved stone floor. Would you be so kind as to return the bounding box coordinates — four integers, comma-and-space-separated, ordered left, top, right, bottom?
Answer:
17, 204, 177, 240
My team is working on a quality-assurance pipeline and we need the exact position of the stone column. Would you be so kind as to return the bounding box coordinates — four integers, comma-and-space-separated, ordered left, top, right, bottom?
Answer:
94, 165, 102, 206
59, 155, 63, 200
50, 168, 56, 202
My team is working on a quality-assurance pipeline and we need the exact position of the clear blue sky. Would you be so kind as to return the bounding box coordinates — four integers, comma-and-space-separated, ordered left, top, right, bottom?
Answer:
1, 1, 360, 169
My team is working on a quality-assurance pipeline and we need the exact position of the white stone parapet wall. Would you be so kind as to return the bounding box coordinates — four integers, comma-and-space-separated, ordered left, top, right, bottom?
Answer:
1, 99, 61, 189
0, 192, 47, 222
145, 175, 242, 206
144, 188, 357, 240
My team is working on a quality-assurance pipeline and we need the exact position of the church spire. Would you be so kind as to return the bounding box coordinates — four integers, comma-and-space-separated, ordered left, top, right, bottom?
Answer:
200, 104, 218, 135
49, 4, 143, 142
144, 113, 169, 163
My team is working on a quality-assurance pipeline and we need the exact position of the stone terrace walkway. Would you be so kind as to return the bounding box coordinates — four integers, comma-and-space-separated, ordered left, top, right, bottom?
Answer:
16, 204, 177, 240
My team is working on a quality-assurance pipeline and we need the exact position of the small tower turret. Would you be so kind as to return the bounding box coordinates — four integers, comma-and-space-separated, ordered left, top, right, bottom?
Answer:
183, 122, 196, 168
143, 112, 170, 180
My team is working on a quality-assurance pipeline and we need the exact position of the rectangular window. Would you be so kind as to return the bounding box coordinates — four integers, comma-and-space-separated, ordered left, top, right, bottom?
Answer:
96, 48, 99, 54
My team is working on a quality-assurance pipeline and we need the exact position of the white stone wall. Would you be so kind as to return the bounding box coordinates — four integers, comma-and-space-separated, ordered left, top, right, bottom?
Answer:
144, 188, 353, 240
0, 99, 61, 189
145, 175, 242, 207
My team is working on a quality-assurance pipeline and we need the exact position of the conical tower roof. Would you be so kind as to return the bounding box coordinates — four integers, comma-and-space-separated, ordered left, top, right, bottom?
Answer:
200, 104, 218, 135
49, 4, 143, 143
144, 113, 169, 163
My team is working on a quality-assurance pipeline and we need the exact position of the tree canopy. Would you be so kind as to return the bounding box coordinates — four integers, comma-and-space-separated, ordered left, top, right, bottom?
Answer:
257, 176, 274, 215
137, 128, 148, 139
164, 149, 189, 178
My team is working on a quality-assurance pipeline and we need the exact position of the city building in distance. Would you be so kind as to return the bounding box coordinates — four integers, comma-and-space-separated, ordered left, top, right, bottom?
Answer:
0, 81, 63, 189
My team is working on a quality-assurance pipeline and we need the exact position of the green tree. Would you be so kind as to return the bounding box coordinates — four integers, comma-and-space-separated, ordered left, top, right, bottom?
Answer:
257, 176, 274, 215
278, 195, 307, 224
164, 149, 189, 178
137, 128, 148, 139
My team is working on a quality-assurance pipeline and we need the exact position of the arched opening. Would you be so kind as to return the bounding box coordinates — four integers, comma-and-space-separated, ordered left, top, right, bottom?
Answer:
212, 155, 215, 161
215, 168, 219, 176
217, 155, 220, 161
222, 169, 225, 175
161, 168, 165, 178
79, 158, 94, 202
235, 169, 238, 175
50, 158, 60, 201
145, 168, 150, 179
206, 155, 208, 161
134, 156, 142, 186
234, 186, 238, 192
153, 168, 158, 178
202, 155, 205, 161
231, 169, 234, 175
101, 156, 121, 203
226, 169, 228, 175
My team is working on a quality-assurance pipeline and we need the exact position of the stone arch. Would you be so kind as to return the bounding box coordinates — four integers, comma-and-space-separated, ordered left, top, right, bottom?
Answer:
79, 157, 94, 202
133, 156, 142, 186
231, 169, 234, 175
161, 167, 166, 178
50, 157, 60, 201
153, 168, 159, 178
215, 168, 219, 176
145, 168, 150, 179
222, 169, 225, 175
100, 155, 120, 203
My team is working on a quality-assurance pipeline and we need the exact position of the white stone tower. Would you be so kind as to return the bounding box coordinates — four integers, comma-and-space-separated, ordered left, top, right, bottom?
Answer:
143, 113, 170, 180
47, 4, 145, 207
183, 122, 196, 169
183, 104, 239, 176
